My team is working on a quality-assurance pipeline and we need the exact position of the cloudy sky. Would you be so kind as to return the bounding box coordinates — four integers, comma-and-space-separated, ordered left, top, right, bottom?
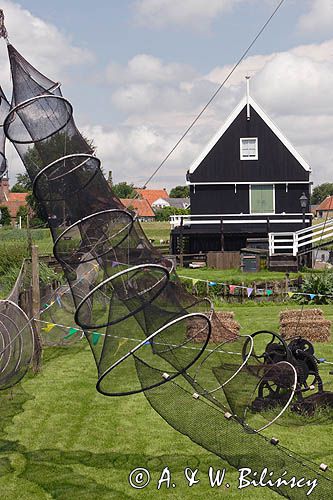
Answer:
1, 0, 333, 189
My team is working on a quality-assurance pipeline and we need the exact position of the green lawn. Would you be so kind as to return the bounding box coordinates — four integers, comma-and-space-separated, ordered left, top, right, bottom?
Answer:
177, 267, 301, 285
141, 221, 170, 242
1, 302, 332, 499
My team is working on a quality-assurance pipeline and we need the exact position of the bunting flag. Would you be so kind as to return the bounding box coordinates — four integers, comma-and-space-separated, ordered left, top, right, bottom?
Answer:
42, 322, 56, 333
192, 279, 199, 286
64, 327, 79, 339
309, 294, 316, 300
288, 292, 294, 298
112, 261, 119, 268
92, 332, 101, 345
266, 289, 273, 296
208, 281, 217, 287
229, 285, 236, 294
56, 295, 62, 307
247, 287, 253, 297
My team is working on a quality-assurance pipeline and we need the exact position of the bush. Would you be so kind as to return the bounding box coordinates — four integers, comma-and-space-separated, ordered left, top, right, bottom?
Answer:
154, 207, 190, 222
0, 206, 11, 225
298, 272, 333, 304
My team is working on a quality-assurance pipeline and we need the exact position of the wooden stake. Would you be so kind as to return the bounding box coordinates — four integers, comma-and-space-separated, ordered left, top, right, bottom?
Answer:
31, 245, 42, 372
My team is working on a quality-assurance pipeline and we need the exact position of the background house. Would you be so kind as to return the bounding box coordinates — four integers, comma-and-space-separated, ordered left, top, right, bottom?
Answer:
135, 188, 168, 207
170, 87, 312, 255
0, 176, 28, 224
152, 197, 190, 210
315, 196, 333, 218
120, 198, 155, 222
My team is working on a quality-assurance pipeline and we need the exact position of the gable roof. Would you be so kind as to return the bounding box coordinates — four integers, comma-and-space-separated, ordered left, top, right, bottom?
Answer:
120, 198, 155, 218
189, 95, 311, 174
135, 188, 169, 206
316, 196, 333, 211
164, 197, 190, 208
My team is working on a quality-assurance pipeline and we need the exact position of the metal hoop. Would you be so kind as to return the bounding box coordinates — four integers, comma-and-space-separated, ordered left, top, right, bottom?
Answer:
243, 360, 297, 432
32, 153, 101, 201
4, 94, 73, 144
53, 209, 134, 266
96, 312, 211, 397
75, 263, 170, 330
193, 335, 254, 395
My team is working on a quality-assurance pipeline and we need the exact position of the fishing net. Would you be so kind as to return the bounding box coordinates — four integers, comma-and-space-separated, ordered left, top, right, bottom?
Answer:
1, 42, 332, 497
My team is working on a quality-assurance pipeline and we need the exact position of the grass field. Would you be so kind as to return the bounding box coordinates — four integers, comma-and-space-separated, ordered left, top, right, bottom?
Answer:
177, 267, 301, 285
1, 302, 332, 499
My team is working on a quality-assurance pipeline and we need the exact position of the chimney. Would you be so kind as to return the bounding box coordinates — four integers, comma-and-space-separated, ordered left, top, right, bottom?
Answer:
245, 76, 250, 121
0, 176, 9, 203
107, 170, 113, 188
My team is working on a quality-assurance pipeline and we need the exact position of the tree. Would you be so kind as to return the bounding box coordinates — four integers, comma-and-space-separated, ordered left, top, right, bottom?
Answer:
112, 182, 136, 199
169, 185, 189, 198
16, 205, 29, 227
11, 173, 31, 192
20, 132, 96, 224
311, 183, 333, 205
154, 206, 190, 222
0, 206, 12, 225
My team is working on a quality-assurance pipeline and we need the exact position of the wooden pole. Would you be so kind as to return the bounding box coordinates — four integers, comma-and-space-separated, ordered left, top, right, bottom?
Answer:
26, 213, 32, 256
31, 245, 42, 372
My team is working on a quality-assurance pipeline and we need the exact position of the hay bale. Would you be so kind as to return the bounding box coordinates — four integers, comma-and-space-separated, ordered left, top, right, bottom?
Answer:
279, 309, 331, 342
187, 311, 239, 343
280, 309, 323, 321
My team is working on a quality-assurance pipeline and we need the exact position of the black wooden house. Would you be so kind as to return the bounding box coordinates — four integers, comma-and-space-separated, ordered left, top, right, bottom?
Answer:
170, 90, 312, 255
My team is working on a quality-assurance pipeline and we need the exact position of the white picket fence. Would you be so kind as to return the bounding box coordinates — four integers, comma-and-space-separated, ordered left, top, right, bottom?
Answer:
269, 218, 333, 256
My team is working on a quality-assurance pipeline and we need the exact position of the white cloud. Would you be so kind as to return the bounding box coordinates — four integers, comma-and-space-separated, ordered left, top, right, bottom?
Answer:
106, 54, 196, 84
0, 1, 93, 93
298, 0, 333, 36
81, 123, 200, 188
94, 37, 333, 187
133, 0, 242, 30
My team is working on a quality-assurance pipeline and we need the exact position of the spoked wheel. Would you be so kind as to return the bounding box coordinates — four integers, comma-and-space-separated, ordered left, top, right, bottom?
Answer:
242, 330, 290, 372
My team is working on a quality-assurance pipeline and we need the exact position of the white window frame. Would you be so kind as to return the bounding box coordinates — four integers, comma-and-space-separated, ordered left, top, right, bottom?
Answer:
249, 184, 275, 214
240, 137, 258, 160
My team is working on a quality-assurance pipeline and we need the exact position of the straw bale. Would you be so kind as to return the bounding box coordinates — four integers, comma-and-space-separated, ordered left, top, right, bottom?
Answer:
187, 311, 239, 343
279, 311, 331, 342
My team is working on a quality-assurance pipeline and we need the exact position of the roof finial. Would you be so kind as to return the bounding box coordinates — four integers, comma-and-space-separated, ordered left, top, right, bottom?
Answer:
245, 76, 250, 121
0, 10, 9, 42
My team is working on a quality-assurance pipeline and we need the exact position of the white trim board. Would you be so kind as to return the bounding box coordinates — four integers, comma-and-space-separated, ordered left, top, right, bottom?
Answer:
188, 95, 311, 174
187, 181, 311, 186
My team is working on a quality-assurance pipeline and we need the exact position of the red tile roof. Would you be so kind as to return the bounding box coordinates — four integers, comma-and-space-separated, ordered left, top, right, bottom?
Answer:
8, 192, 28, 202
135, 188, 169, 206
316, 196, 333, 211
120, 198, 155, 218
0, 192, 29, 217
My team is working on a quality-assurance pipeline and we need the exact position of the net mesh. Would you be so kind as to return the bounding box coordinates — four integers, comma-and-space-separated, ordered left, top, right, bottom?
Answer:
2, 42, 332, 497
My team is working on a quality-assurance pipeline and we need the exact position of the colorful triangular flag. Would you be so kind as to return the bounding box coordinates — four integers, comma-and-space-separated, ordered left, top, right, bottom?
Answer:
247, 287, 253, 297
64, 327, 79, 339
92, 332, 101, 345
229, 285, 236, 294
266, 289, 273, 296
287, 292, 294, 298
309, 294, 316, 300
192, 278, 199, 286
208, 281, 217, 287
42, 322, 56, 333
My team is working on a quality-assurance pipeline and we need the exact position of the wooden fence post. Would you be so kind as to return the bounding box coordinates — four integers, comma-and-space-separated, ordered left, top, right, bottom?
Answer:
31, 245, 42, 372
